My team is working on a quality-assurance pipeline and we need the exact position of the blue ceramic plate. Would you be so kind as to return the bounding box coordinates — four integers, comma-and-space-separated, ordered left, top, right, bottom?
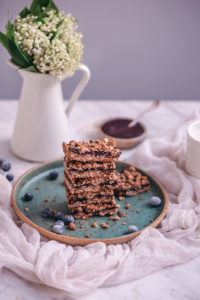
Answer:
11, 160, 169, 246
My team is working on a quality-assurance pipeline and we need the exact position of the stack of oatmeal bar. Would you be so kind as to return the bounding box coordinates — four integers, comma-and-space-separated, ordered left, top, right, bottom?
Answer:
62, 138, 121, 219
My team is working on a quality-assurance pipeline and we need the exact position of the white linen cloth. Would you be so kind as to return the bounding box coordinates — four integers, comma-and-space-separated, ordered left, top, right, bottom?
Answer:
0, 111, 200, 298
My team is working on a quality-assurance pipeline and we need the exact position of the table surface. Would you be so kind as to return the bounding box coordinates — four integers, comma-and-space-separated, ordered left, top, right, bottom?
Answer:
0, 100, 200, 300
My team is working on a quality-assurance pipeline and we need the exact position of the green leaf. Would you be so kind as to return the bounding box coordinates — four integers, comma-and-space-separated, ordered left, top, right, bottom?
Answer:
6, 20, 13, 39
19, 6, 30, 18
45, 0, 58, 12
30, 0, 58, 16
0, 32, 9, 50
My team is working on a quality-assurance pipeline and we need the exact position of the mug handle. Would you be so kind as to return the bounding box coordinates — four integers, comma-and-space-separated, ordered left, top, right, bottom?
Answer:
65, 64, 91, 116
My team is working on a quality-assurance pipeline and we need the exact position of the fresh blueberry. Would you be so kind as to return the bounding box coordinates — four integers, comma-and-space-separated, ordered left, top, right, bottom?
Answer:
54, 211, 64, 220
127, 225, 138, 234
150, 196, 161, 206
6, 173, 14, 182
54, 220, 64, 227
64, 215, 74, 225
51, 224, 64, 234
49, 170, 58, 180
2, 161, 11, 172
24, 192, 33, 201
42, 208, 52, 218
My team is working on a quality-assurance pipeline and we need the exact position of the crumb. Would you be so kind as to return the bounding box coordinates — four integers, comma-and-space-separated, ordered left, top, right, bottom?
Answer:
109, 216, 113, 220
44, 198, 49, 202
50, 209, 56, 215
116, 204, 120, 208
101, 223, 109, 229
137, 209, 140, 214
80, 225, 83, 228
24, 207, 29, 212
119, 196, 125, 201
144, 224, 146, 226
122, 222, 126, 225
139, 196, 143, 200
150, 218, 154, 222
76, 207, 83, 212
133, 203, 136, 205
35, 186, 39, 190
85, 234, 91, 238
92, 222, 98, 228
68, 223, 76, 231
114, 216, 120, 221
122, 212, 126, 217
117, 210, 122, 217
125, 203, 130, 209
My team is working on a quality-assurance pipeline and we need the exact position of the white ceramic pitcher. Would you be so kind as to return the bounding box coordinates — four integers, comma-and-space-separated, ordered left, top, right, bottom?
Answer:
8, 60, 91, 162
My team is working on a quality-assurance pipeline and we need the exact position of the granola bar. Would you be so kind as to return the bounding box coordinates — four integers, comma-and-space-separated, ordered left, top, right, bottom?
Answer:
62, 138, 121, 162
64, 169, 116, 185
64, 175, 118, 194
70, 206, 117, 219
115, 166, 150, 196
64, 159, 115, 178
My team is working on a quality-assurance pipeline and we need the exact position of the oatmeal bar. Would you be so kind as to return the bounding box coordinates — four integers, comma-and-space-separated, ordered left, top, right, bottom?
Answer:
62, 138, 121, 162
66, 189, 115, 206
64, 174, 118, 194
64, 159, 115, 178
70, 206, 117, 219
115, 166, 150, 196
64, 168, 116, 184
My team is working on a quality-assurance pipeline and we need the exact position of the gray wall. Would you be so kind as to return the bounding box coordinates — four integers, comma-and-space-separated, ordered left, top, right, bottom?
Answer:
0, 0, 200, 100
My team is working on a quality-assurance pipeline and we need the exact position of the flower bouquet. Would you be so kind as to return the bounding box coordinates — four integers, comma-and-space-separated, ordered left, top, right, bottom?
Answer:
0, 0, 83, 78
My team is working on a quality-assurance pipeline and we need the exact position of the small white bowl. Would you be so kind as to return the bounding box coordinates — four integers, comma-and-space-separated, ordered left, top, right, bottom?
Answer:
99, 118, 147, 149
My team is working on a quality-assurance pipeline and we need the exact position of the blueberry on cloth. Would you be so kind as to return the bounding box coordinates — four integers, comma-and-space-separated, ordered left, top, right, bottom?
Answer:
2, 161, 11, 172
51, 224, 64, 234
150, 196, 161, 206
6, 173, 14, 182
54, 220, 64, 227
24, 192, 33, 201
64, 215, 74, 225
42, 208, 52, 218
127, 225, 138, 233
49, 170, 58, 180
55, 211, 64, 220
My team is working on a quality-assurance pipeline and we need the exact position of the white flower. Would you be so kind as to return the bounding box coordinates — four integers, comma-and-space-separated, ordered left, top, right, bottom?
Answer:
13, 9, 83, 78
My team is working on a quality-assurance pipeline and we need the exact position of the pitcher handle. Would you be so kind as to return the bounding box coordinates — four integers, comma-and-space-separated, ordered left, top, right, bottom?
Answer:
65, 64, 91, 116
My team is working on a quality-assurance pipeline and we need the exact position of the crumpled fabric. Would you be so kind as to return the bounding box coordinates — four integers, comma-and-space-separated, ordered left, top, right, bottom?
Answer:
0, 110, 200, 298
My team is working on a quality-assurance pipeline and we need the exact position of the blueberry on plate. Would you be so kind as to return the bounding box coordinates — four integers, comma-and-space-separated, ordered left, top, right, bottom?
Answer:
127, 225, 138, 234
42, 208, 52, 218
6, 173, 14, 182
54, 211, 64, 220
54, 220, 64, 227
49, 170, 58, 180
24, 192, 33, 201
51, 224, 64, 234
64, 215, 74, 225
2, 161, 11, 172
149, 196, 161, 206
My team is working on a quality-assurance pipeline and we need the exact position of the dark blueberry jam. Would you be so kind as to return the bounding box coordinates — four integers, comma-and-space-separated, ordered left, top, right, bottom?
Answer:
101, 118, 144, 139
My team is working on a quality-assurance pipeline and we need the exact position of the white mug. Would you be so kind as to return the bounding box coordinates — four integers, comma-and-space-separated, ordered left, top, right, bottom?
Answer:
185, 120, 200, 179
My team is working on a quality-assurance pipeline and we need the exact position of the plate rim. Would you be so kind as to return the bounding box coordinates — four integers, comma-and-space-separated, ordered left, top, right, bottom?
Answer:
11, 159, 169, 246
